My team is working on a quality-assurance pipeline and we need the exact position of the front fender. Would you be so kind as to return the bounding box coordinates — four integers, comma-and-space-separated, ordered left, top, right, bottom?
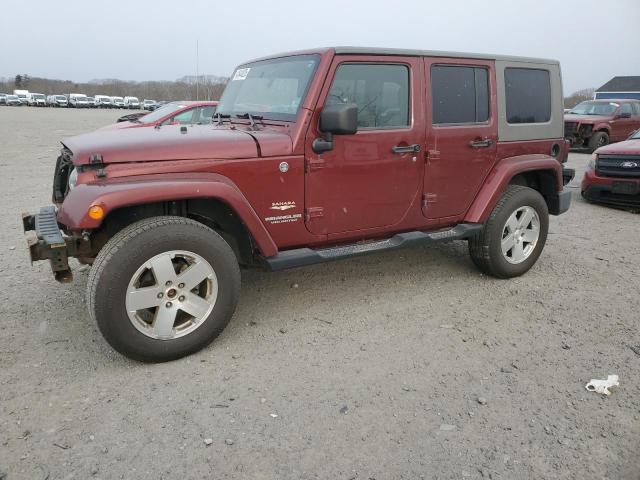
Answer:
57, 172, 278, 256
464, 154, 563, 223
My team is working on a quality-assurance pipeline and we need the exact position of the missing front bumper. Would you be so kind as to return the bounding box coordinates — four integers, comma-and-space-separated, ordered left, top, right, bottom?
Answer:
22, 205, 91, 283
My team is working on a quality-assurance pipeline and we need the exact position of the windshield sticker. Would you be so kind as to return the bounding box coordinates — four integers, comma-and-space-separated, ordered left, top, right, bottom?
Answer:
232, 68, 251, 81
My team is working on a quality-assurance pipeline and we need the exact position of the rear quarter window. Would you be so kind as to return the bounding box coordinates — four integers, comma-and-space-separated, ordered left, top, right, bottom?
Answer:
505, 68, 551, 124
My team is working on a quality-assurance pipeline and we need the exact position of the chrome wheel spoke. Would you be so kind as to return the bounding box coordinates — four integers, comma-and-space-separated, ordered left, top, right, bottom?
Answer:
127, 286, 163, 311
501, 233, 516, 255
152, 306, 178, 338
511, 241, 526, 263
177, 260, 211, 290
506, 212, 519, 233
518, 209, 534, 229
522, 228, 538, 243
150, 254, 177, 285
180, 295, 213, 320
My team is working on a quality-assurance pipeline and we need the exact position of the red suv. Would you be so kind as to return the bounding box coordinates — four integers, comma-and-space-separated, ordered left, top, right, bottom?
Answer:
582, 128, 640, 208
564, 99, 640, 152
23, 47, 572, 361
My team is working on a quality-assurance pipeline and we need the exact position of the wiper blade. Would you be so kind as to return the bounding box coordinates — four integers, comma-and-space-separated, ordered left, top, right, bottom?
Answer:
214, 112, 231, 126
235, 112, 263, 130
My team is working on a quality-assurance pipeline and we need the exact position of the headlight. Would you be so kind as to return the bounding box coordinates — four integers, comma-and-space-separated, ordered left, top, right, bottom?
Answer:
588, 153, 597, 169
68, 167, 78, 190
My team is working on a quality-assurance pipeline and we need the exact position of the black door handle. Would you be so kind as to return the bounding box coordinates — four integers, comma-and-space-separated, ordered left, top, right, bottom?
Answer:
392, 144, 421, 154
469, 138, 494, 148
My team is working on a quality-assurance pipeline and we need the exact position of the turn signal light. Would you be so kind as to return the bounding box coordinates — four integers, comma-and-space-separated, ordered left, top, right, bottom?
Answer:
88, 205, 104, 220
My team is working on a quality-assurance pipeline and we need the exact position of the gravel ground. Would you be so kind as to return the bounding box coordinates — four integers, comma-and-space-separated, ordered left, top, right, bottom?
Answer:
0, 107, 639, 480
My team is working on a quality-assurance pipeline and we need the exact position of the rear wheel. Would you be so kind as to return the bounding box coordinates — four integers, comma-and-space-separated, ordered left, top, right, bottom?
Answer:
588, 131, 609, 152
469, 185, 549, 278
87, 216, 241, 362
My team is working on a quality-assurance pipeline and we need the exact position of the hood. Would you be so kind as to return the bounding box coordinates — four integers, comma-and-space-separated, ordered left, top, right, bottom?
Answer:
564, 113, 609, 123
596, 138, 640, 155
65, 124, 294, 165
63, 125, 292, 165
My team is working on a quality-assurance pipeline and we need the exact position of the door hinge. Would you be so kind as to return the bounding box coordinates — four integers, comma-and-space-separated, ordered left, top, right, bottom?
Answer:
305, 157, 326, 173
305, 207, 324, 221
422, 193, 437, 208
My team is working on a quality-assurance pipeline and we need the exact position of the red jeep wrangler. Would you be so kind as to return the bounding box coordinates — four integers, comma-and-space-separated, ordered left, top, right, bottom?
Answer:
23, 47, 573, 361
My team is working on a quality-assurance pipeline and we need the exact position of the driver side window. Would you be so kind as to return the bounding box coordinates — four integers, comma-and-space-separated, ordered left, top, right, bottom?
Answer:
326, 63, 410, 129
163, 109, 194, 125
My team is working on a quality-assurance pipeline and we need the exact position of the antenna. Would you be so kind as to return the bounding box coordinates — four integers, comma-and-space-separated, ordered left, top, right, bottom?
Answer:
196, 38, 199, 101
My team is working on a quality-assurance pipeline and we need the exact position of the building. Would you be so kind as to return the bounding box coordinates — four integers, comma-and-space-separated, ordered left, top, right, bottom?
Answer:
594, 76, 640, 100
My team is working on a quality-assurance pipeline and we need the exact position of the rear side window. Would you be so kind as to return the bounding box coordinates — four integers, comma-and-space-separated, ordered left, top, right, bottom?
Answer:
431, 65, 489, 124
327, 63, 410, 129
505, 68, 551, 124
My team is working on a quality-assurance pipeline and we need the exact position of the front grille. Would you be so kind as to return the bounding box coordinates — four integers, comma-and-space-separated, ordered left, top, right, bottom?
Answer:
596, 154, 640, 178
564, 121, 577, 138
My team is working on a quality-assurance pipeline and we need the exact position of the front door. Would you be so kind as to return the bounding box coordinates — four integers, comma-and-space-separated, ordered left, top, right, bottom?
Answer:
610, 103, 638, 142
304, 56, 425, 236
423, 58, 498, 219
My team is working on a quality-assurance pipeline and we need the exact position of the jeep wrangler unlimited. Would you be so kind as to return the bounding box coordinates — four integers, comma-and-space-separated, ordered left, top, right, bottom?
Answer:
23, 47, 573, 362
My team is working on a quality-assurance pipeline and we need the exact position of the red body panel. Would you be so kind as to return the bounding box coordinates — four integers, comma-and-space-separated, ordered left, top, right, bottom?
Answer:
56, 48, 568, 258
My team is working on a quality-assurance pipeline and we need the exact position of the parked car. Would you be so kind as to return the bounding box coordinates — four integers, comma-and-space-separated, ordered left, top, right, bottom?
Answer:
13, 89, 29, 105
28, 93, 47, 107
86, 97, 98, 108
95, 95, 112, 108
111, 96, 125, 109
104, 101, 218, 129
124, 96, 141, 109
564, 99, 640, 152
6, 94, 22, 106
69, 93, 89, 108
0, 93, 7, 105
582, 128, 640, 209
22, 47, 572, 362
142, 99, 157, 110
47, 95, 69, 107
148, 100, 168, 111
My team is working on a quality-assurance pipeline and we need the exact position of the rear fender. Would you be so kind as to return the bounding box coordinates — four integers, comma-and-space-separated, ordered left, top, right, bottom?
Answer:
464, 154, 562, 223
57, 172, 278, 256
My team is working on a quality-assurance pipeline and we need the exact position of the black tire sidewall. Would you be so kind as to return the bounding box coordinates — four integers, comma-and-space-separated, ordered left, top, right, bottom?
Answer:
486, 188, 549, 278
589, 132, 609, 152
93, 221, 240, 362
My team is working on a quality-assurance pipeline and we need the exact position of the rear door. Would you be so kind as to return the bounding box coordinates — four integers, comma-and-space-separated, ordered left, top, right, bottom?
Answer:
423, 58, 497, 219
304, 56, 425, 235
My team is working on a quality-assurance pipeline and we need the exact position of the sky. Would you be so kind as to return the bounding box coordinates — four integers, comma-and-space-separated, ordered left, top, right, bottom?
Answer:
1, 0, 639, 95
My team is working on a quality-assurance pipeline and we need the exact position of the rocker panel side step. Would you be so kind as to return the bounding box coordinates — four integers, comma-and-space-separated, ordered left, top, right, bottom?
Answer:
264, 223, 483, 271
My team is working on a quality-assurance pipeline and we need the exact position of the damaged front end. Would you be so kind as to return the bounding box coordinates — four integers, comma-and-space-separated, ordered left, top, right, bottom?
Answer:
22, 206, 92, 283
564, 121, 593, 148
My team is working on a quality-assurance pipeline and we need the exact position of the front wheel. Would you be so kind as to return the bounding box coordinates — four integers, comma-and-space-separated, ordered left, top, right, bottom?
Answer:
588, 131, 609, 152
86, 217, 241, 362
468, 185, 549, 278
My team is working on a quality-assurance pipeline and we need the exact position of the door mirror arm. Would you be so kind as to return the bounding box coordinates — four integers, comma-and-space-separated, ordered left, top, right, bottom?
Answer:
312, 132, 334, 154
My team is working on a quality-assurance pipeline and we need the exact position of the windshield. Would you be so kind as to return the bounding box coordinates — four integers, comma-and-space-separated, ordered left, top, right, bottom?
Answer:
569, 101, 618, 116
139, 103, 186, 124
34, 94, 45, 99
113, 97, 123, 102
56, 96, 66, 101
216, 54, 319, 121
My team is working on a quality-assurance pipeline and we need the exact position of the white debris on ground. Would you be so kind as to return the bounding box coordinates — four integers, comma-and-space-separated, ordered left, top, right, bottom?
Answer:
585, 375, 620, 395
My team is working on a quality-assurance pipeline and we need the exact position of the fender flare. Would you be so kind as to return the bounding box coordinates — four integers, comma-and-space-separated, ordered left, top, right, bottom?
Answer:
57, 172, 278, 256
592, 122, 610, 135
464, 154, 562, 223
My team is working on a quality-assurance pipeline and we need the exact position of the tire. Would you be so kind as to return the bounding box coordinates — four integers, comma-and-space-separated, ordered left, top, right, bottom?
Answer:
588, 131, 609, 152
87, 216, 241, 362
468, 185, 549, 279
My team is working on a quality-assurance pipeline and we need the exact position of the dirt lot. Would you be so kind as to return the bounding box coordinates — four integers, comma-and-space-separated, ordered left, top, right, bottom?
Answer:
0, 107, 638, 480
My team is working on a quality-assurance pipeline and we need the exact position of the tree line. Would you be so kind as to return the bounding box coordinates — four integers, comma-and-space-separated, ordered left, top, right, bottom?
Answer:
1, 74, 228, 101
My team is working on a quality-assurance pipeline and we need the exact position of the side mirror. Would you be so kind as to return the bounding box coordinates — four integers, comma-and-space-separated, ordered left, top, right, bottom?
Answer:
312, 103, 358, 153
617, 111, 632, 119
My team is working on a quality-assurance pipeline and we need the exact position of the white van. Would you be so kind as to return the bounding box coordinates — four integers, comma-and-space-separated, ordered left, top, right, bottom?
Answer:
69, 93, 89, 108
111, 96, 125, 109
13, 89, 29, 105
94, 95, 112, 108
28, 93, 47, 107
124, 96, 140, 109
